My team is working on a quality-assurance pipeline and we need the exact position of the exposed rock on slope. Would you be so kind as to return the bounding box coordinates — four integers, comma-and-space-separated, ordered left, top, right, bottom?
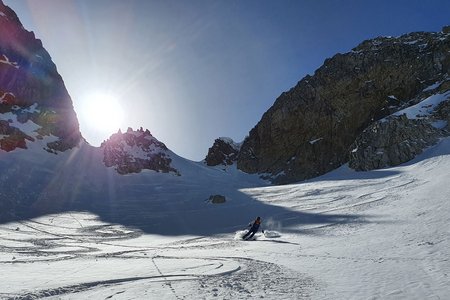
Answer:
237, 28, 450, 184
350, 82, 450, 170
0, 1, 81, 153
102, 127, 180, 175
349, 114, 443, 171
205, 137, 241, 166
432, 82, 450, 129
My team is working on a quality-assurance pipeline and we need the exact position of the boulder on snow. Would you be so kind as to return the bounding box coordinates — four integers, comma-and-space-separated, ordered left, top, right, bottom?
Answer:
208, 194, 226, 204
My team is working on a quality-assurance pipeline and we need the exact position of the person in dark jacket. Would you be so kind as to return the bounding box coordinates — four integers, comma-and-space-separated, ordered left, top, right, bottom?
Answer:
242, 217, 262, 240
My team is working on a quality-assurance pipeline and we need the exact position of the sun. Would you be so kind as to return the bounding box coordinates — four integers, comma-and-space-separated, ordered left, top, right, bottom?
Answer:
82, 92, 124, 135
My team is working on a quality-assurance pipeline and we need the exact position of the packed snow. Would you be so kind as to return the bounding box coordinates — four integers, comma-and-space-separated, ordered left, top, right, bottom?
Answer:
422, 81, 443, 92
0, 133, 449, 299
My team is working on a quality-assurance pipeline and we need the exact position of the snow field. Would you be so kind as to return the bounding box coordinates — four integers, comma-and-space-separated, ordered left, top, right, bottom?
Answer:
1, 139, 450, 299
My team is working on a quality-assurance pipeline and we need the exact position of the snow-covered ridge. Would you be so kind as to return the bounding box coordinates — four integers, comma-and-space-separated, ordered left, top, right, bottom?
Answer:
219, 137, 242, 151
218, 137, 242, 151
352, 28, 449, 53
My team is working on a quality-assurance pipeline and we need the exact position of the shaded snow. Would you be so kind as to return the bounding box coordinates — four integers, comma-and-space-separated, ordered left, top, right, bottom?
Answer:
423, 81, 442, 92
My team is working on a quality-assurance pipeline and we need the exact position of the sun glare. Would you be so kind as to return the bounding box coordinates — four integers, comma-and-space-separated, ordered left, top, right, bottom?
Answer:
82, 92, 124, 135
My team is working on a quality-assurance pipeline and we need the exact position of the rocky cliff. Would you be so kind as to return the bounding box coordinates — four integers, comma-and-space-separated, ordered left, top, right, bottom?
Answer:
0, 1, 81, 153
237, 27, 450, 184
102, 127, 180, 175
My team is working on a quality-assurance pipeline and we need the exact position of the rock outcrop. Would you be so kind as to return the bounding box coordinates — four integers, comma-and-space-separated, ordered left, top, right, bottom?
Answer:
0, 1, 81, 153
102, 127, 180, 175
349, 80, 450, 170
0, 119, 34, 151
433, 83, 450, 130
208, 194, 226, 204
349, 114, 443, 171
205, 137, 241, 166
237, 27, 450, 184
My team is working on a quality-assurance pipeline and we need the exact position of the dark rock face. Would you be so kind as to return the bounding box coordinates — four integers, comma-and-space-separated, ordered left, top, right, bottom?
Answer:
237, 28, 450, 184
349, 115, 442, 171
205, 137, 241, 166
102, 128, 180, 175
0, 1, 81, 152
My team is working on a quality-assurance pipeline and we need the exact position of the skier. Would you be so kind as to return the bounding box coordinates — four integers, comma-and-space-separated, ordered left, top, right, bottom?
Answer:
242, 216, 262, 240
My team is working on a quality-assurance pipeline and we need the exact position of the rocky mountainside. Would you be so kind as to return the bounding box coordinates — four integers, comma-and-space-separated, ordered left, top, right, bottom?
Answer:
236, 27, 450, 184
102, 127, 180, 175
0, 1, 81, 153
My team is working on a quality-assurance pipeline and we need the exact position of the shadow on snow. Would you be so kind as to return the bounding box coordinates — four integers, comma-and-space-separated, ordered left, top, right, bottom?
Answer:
6, 136, 449, 236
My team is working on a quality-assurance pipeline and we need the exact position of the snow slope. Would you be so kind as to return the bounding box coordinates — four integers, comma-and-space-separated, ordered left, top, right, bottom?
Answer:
1, 133, 449, 299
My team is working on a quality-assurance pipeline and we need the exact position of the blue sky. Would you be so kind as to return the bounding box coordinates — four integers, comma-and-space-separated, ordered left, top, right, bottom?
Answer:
4, 0, 450, 161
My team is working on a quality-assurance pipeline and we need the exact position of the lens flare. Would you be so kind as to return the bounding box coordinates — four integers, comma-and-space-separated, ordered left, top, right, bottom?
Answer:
82, 92, 124, 135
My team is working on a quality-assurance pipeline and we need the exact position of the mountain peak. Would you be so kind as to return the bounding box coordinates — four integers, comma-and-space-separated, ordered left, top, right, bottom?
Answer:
102, 127, 180, 175
0, 1, 23, 27
0, 0, 81, 153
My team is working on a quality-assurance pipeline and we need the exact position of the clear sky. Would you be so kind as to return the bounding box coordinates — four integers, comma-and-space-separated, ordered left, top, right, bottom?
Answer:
4, 0, 450, 161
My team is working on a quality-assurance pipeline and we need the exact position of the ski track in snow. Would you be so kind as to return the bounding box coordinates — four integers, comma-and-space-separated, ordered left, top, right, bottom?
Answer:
0, 212, 316, 299
1, 139, 450, 299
